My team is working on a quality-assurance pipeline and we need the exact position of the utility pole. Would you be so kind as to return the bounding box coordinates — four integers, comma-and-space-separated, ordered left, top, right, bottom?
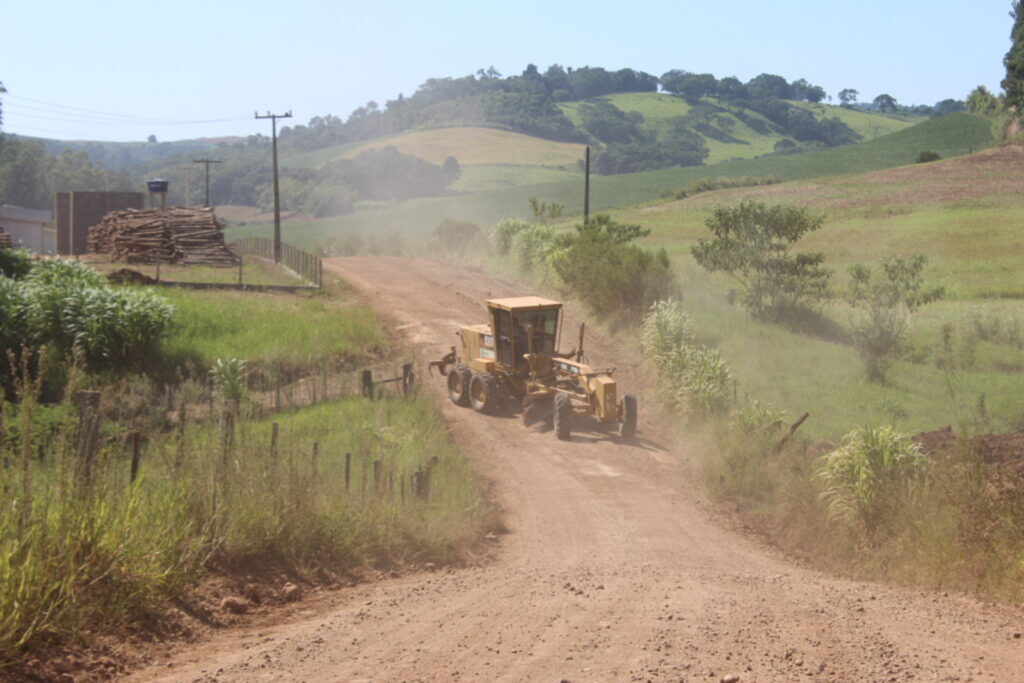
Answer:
583, 146, 591, 225
255, 110, 292, 263
192, 157, 222, 207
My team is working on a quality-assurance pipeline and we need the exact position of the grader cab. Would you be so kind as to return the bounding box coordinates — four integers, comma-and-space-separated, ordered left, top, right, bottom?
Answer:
430, 296, 637, 440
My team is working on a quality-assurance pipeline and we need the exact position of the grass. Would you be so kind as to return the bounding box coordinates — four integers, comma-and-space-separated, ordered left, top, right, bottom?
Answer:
87, 255, 307, 287
560, 93, 924, 164
230, 113, 995, 249
282, 126, 584, 169
0, 262, 492, 668
158, 285, 386, 372
451, 164, 580, 193
0, 388, 490, 665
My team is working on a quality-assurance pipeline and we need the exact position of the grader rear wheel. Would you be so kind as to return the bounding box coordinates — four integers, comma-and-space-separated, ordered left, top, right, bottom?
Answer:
553, 392, 573, 441
447, 364, 472, 407
469, 371, 499, 413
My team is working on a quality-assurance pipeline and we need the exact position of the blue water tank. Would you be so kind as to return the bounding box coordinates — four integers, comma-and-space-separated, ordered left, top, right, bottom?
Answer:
147, 178, 169, 193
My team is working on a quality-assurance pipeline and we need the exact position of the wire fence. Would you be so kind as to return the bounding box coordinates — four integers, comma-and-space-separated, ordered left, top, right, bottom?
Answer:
231, 235, 323, 287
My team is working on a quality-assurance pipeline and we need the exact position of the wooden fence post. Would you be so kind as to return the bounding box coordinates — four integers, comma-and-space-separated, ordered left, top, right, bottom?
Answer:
75, 390, 101, 493
130, 431, 142, 483
401, 363, 415, 396
270, 422, 279, 460
176, 400, 187, 467
344, 452, 351, 491
311, 441, 319, 481
373, 459, 382, 490
361, 370, 374, 399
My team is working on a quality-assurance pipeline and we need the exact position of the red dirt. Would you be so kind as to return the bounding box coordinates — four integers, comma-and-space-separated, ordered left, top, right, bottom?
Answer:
124, 257, 1024, 681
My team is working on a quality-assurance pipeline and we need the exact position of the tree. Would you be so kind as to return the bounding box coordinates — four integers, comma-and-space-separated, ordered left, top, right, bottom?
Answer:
746, 73, 793, 100
0, 81, 5, 131
441, 155, 461, 182
691, 201, 832, 320
1003, 0, 1024, 111
846, 255, 943, 382
147, 134, 157, 143
873, 93, 897, 113
932, 98, 966, 117
966, 85, 999, 114
838, 88, 859, 107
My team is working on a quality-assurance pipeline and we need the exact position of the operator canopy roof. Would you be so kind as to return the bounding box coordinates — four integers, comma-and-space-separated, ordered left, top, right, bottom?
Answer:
487, 296, 562, 311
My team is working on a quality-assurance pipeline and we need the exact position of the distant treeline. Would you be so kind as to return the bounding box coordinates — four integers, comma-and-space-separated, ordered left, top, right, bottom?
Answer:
0, 136, 131, 210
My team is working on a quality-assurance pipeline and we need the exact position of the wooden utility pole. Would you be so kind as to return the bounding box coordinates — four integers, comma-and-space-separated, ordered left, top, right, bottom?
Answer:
583, 146, 591, 225
255, 110, 292, 263
193, 157, 222, 207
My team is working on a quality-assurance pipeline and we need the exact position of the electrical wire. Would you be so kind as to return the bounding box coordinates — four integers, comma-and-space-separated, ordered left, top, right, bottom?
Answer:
3, 93, 249, 125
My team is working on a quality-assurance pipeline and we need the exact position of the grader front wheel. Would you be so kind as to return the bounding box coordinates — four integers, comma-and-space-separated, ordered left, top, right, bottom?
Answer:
553, 392, 573, 441
620, 394, 638, 439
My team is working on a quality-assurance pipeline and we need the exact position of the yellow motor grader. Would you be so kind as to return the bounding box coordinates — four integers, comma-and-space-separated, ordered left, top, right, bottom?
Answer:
429, 296, 636, 440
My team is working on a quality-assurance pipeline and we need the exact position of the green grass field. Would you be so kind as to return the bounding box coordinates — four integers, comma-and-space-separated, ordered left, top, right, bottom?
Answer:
560, 93, 925, 164
283, 126, 584, 169
159, 285, 385, 371
230, 113, 995, 250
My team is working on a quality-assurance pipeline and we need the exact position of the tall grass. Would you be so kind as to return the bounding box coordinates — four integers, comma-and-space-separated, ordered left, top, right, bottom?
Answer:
0, 380, 489, 663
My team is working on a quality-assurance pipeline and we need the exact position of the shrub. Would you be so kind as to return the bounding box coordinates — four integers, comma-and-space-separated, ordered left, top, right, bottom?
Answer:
429, 218, 481, 258
846, 255, 944, 382
0, 248, 33, 280
641, 299, 733, 419
691, 201, 831, 320
916, 150, 941, 163
815, 426, 927, 533
490, 218, 530, 256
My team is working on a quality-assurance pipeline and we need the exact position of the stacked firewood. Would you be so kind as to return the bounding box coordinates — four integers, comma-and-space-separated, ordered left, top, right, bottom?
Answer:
88, 207, 239, 265
0, 230, 11, 249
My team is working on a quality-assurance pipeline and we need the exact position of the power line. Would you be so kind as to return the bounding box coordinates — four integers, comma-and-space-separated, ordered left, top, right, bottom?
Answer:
5, 93, 249, 125
255, 110, 292, 264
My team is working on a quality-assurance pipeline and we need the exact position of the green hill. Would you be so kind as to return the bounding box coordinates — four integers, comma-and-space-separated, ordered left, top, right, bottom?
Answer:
560, 92, 924, 163
231, 112, 995, 246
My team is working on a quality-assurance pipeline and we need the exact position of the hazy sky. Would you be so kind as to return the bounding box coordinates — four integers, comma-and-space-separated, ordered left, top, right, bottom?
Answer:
0, 0, 1013, 142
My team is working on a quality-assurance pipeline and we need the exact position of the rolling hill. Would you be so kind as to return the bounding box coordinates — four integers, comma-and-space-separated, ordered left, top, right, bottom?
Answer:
233, 112, 996, 247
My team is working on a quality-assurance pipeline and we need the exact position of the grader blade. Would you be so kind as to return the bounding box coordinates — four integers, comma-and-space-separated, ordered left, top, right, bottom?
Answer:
521, 395, 554, 427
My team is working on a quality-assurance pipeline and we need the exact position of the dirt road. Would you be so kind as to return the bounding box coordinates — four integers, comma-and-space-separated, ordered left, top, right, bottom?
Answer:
137, 257, 1023, 681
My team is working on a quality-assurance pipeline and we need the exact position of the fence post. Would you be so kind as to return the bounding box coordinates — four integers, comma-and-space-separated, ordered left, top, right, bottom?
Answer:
238, 259, 243, 287
311, 441, 319, 481
176, 400, 187, 468
270, 422, 279, 460
75, 390, 101, 494
130, 431, 142, 483
344, 452, 351, 491
361, 369, 374, 399
401, 363, 414, 396
373, 459, 382, 490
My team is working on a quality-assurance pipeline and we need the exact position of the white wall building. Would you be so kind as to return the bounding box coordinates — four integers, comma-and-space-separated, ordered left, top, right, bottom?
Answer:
0, 204, 55, 253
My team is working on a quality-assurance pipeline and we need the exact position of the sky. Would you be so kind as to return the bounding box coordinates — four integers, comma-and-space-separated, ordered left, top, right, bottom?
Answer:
0, 0, 1014, 143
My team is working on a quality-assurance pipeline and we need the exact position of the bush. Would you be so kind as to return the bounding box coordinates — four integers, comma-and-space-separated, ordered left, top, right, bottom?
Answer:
816, 426, 927, 533
641, 299, 733, 419
846, 255, 943, 382
1, 260, 174, 385
0, 248, 33, 280
916, 150, 941, 163
429, 218, 481, 258
692, 201, 831, 320
490, 218, 530, 256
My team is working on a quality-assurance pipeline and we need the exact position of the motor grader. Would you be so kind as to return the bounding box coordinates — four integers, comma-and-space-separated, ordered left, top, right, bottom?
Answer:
429, 296, 636, 440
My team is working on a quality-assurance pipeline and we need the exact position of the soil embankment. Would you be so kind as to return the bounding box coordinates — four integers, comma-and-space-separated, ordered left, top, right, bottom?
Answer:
133, 256, 1024, 681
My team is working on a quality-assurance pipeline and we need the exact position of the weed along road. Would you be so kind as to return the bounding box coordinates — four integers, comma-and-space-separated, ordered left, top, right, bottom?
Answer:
138, 256, 1024, 682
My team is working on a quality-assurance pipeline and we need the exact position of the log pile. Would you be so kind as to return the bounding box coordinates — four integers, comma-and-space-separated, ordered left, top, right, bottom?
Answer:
0, 230, 11, 249
88, 207, 239, 266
